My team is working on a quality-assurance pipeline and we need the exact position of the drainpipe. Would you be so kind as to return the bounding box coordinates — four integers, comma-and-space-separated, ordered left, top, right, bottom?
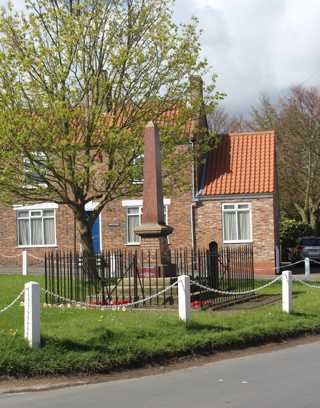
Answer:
189, 75, 204, 252
190, 140, 198, 252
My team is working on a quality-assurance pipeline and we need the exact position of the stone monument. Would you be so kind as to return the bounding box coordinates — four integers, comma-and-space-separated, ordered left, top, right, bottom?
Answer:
134, 121, 175, 276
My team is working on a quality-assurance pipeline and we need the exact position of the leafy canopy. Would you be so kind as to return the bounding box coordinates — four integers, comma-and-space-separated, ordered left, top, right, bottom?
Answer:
0, 0, 222, 224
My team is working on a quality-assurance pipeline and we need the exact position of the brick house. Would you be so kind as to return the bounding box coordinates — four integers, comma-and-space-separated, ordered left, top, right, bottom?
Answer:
196, 130, 279, 275
0, 126, 279, 275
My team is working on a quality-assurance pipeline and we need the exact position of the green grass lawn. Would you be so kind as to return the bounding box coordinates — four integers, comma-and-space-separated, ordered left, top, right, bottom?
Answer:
1, 275, 320, 377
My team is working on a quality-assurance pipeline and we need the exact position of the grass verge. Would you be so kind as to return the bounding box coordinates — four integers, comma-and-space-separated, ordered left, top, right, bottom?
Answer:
0, 275, 319, 377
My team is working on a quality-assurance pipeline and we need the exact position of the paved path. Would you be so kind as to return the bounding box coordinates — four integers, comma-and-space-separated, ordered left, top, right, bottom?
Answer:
1, 341, 320, 408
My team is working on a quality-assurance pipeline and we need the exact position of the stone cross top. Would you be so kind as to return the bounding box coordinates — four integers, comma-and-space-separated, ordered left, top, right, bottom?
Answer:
135, 121, 175, 276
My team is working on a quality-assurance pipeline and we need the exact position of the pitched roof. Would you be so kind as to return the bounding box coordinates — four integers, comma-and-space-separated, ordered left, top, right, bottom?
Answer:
200, 130, 276, 196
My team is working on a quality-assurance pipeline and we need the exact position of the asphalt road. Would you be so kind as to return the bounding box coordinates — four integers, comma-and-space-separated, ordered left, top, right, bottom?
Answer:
2, 341, 320, 408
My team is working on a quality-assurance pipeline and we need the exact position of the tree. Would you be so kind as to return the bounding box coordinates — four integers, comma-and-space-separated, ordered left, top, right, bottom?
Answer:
248, 86, 320, 231
0, 0, 222, 261
207, 106, 245, 134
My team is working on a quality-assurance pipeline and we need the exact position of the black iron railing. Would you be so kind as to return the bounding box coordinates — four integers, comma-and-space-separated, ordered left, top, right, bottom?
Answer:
44, 245, 254, 308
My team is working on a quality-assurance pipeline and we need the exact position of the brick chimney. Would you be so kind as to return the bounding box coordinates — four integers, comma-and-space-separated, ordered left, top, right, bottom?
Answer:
189, 75, 207, 143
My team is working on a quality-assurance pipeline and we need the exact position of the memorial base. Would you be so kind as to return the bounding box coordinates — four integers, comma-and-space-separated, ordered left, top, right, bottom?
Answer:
135, 223, 176, 277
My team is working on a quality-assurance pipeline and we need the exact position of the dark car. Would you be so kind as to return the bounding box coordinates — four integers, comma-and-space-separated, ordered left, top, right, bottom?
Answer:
288, 236, 320, 261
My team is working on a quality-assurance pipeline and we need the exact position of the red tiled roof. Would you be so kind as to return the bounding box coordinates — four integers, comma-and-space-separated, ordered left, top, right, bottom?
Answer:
201, 131, 276, 196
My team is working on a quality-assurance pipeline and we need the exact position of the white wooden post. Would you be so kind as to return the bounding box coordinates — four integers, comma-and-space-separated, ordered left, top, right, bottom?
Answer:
22, 250, 28, 276
24, 282, 40, 348
305, 257, 310, 281
178, 275, 191, 322
110, 254, 116, 277
282, 270, 292, 313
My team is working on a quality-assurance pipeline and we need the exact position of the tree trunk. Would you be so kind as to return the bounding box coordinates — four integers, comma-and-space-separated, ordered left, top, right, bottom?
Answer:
294, 203, 310, 224
294, 202, 319, 233
77, 216, 98, 280
310, 204, 320, 234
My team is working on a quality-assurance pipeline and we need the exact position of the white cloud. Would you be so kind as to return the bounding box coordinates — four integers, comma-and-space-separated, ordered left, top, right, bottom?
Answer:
2, 0, 320, 116
175, 0, 320, 115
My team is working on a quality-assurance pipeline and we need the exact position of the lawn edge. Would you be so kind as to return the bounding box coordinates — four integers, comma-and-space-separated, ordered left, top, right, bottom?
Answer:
2, 324, 320, 379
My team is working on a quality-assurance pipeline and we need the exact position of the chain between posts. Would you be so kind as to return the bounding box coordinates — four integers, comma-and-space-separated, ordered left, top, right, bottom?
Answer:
190, 276, 282, 296
0, 253, 22, 259
309, 258, 320, 265
0, 289, 24, 314
41, 281, 178, 309
295, 279, 320, 289
28, 254, 45, 262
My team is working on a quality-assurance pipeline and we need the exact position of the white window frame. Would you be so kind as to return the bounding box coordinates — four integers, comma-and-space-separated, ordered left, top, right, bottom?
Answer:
23, 152, 48, 189
131, 154, 144, 185
14, 203, 58, 248
122, 199, 170, 245
222, 203, 252, 244
126, 206, 143, 245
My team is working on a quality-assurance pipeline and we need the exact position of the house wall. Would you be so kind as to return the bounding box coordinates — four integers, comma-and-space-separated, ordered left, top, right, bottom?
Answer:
0, 204, 76, 266
195, 195, 276, 275
0, 193, 277, 275
0, 193, 193, 265
100, 192, 193, 250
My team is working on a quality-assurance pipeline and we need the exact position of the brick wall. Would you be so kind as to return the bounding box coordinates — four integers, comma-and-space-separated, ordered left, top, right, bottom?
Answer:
0, 193, 277, 275
0, 204, 76, 266
195, 196, 276, 275
100, 192, 193, 250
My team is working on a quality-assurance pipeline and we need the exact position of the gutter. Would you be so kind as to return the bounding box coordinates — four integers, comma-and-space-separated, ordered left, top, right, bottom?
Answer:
195, 192, 274, 201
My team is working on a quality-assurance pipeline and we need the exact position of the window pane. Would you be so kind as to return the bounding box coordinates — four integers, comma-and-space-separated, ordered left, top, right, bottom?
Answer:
128, 214, 140, 243
31, 218, 43, 245
223, 211, 237, 241
18, 219, 30, 246
44, 218, 55, 244
238, 204, 249, 209
17, 211, 28, 218
127, 207, 139, 215
131, 155, 144, 184
238, 211, 250, 240
30, 211, 42, 217
43, 209, 54, 217
24, 153, 47, 185
223, 205, 235, 210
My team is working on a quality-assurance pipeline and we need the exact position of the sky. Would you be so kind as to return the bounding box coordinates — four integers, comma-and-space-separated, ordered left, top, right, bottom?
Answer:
1, 0, 320, 116
174, 0, 320, 115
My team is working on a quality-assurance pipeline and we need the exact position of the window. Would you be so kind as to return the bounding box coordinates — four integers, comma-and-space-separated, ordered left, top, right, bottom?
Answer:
222, 203, 251, 243
24, 152, 47, 186
127, 206, 143, 244
126, 205, 168, 244
131, 154, 144, 184
17, 208, 56, 247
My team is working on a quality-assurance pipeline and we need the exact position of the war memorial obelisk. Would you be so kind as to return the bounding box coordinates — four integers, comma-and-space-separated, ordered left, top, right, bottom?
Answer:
135, 121, 175, 276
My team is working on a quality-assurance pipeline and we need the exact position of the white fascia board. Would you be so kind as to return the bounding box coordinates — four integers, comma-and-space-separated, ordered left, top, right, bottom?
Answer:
122, 198, 171, 207
13, 202, 58, 211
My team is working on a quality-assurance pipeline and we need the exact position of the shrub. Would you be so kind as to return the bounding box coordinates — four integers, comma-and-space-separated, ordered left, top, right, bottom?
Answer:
280, 218, 315, 259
